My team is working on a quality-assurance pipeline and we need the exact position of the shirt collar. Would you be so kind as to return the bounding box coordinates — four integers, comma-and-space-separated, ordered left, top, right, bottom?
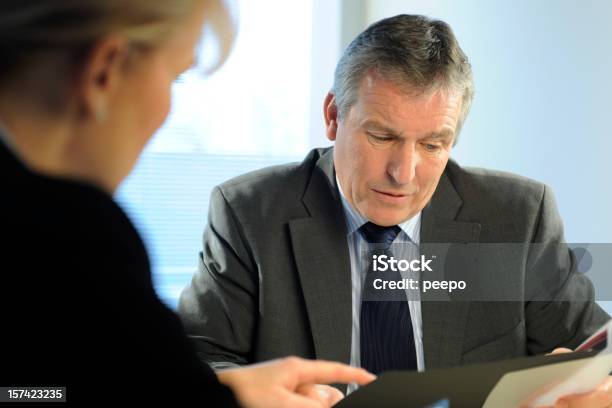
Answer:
336, 175, 421, 243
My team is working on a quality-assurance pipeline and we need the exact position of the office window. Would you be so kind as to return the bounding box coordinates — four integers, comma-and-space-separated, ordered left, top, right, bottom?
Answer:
116, 0, 336, 308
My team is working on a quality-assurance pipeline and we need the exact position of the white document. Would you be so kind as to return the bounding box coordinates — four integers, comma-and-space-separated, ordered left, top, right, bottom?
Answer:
483, 353, 612, 407
483, 320, 612, 408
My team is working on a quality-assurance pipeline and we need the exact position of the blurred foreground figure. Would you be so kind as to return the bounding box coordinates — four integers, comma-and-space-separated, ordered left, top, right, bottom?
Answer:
0, 1, 374, 406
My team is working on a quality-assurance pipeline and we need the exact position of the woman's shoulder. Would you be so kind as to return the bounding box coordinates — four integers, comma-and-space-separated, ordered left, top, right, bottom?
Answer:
12, 168, 139, 240
3, 164, 151, 286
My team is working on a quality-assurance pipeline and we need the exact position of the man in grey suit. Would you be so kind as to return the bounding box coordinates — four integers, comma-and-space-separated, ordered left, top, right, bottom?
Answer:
179, 14, 610, 401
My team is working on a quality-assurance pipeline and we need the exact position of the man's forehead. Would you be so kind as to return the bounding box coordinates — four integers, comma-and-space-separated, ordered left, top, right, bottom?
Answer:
359, 72, 460, 108
351, 73, 462, 136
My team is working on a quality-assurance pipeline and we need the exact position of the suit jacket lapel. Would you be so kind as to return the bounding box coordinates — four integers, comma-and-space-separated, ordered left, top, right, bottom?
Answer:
421, 161, 482, 369
289, 153, 483, 371
289, 149, 353, 366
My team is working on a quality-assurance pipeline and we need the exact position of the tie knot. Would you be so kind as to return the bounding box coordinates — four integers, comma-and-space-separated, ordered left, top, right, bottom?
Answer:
359, 222, 401, 247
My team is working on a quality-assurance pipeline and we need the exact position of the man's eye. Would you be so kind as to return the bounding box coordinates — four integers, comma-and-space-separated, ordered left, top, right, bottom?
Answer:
367, 133, 393, 143
423, 143, 441, 151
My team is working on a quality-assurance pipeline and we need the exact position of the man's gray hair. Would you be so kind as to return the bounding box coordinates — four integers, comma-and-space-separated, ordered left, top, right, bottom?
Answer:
332, 14, 474, 143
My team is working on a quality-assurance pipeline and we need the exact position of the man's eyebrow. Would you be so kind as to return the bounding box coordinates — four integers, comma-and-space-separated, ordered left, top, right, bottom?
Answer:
360, 119, 401, 136
423, 130, 455, 142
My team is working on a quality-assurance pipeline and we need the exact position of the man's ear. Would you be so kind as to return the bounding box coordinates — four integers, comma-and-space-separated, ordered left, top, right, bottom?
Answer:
75, 36, 130, 121
323, 91, 339, 142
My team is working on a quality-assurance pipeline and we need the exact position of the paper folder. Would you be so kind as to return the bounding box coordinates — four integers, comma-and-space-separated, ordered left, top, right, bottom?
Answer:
336, 351, 599, 408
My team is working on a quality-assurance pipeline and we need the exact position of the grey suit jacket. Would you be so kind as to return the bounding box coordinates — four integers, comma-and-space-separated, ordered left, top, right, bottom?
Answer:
178, 147, 608, 380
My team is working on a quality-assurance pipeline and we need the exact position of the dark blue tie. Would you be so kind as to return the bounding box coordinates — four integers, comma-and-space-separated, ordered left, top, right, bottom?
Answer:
359, 222, 417, 374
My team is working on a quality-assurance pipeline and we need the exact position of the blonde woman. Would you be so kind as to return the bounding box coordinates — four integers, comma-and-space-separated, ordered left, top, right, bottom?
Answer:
0, 1, 374, 406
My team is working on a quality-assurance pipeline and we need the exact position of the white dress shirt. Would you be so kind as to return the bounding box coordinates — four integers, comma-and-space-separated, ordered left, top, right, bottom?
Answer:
336, 179, 425, 394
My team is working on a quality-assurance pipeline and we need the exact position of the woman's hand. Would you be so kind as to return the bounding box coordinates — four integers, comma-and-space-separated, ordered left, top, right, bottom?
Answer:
217, 356, 376, 408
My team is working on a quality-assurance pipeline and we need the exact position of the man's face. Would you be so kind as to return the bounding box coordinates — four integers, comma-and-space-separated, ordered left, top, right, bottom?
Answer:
325, 73, 462, 226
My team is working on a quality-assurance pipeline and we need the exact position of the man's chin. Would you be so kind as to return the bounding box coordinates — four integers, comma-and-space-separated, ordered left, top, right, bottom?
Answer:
363, 210, 415, 227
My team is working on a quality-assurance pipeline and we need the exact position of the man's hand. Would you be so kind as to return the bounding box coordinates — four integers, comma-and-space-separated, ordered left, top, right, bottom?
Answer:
217, 356, 376, 408
529, 348, 612, 408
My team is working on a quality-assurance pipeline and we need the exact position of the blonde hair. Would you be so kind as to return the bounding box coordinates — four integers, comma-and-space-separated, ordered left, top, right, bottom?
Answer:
0, 0, 234, 79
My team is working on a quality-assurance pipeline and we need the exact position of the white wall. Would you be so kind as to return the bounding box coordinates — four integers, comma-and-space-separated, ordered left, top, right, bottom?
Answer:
361, 0, 612, 244
361, 0, 612, 312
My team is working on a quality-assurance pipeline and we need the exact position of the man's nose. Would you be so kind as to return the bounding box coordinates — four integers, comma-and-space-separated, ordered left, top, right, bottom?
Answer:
387, 144, 419, 185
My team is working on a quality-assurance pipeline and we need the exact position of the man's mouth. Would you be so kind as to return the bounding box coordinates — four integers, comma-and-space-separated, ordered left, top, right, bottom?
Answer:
372, 189, 410, 197
371, 189, 417, 202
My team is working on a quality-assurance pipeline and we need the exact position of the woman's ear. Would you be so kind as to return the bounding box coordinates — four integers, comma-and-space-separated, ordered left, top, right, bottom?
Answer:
323, 91, 339, 142
76, 36, 130, 121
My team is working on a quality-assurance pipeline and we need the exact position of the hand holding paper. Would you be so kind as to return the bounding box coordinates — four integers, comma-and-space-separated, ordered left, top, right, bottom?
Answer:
520, 320, 612, 408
